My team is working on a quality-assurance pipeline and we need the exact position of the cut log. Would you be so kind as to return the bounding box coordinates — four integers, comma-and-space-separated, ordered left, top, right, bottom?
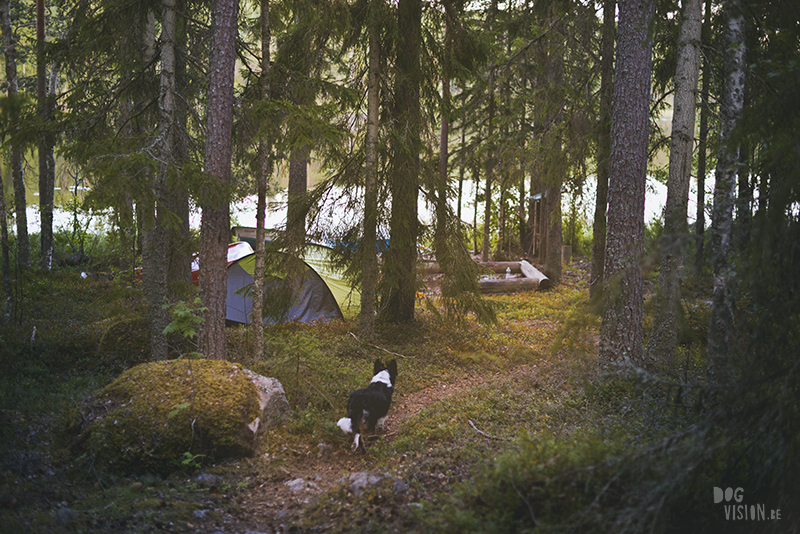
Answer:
420, 261, 522, 275
478, 277, 540, 294
477, 261, 522, 274
520, 260, 552, 290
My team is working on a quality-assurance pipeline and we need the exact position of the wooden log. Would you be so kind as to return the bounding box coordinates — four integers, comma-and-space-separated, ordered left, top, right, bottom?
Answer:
476, 261, 522, 274
478, 277, 540, 294
520, 260, 552, 290
420, 260, 523, 275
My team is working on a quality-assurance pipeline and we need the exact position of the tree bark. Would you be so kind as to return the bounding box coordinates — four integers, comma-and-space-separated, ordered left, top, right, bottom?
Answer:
599, 0, 655, 369
482, 67, 495, 262
144, 0, 178, 361
590, 0, 615, 298
200, 0, 237, 360
359, 0, 380, 339
167, 0, 192, 298
1, 0, 29, 270
707, 0, 745, 384
543, 12, 564, 284
645, 0, 702, 363
481, 0, 497, 262
253, 0, 271, 358
0, 168, 12, 321
37, 0, 54, 271
379, 0, 420, 324
694, 0, 712, 277
287, 146, 308, 250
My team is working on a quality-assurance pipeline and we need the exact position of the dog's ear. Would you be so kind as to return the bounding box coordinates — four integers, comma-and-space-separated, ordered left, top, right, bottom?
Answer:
387, 359, 397, 380
373, 358, 384, 375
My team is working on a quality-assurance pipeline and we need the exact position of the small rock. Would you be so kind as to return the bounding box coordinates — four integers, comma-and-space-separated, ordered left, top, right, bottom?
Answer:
339, 471, 408, 496
52, 507, 79, 527
285, 478, 319, 492
193, 509, 208, 519
196, 473, 219, 488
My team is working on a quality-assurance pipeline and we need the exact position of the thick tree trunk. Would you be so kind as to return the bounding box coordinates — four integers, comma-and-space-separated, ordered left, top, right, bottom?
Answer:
646, 0, 702, 363
1, 0, 29, 270
599, 0, 655, 369
200, 0, 237, 360
380, 0, 420, 324
707, 0, 745, 384
543, 14, 564, 285
694, 0, 712, 277
590, 0, 615, 298
253, 0, 271, 357
359, 1, 380, 339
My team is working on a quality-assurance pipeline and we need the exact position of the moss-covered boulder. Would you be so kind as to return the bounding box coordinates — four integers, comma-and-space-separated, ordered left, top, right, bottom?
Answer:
66, 359, 289, 475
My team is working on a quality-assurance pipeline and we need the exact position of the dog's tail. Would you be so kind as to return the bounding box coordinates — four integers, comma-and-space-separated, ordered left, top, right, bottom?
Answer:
338, 407, 371, 435
337, 417, 353, 433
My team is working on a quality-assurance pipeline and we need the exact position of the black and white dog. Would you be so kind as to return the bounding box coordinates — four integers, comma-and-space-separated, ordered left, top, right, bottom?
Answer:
337, 358, 397, 451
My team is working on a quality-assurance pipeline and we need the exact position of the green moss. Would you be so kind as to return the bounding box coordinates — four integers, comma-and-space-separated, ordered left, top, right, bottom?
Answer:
70, 359, 261, 475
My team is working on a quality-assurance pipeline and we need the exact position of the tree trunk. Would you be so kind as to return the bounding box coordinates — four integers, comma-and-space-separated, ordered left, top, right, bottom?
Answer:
37, 0, 54, 271
694, 0, 712, 277
599, 0, 655, 369
287, 146, 308, 250
457, 121, 465, 223
1, 0, 29, 270
167, 0, 192, 298
482, 67, 495, 262
645, 0, 702, 363
359, 0, 380, 339
253, 0, 271, 358
0, 168, 12, 321
481, 0, 497, 262
200, 0, 237, 360
707, 0, 745, 384
144, 0, 178, 361
543, 14, 564, 285
472, 157, 479, 254
379, 0, 420, 324
590, 0, 615, 299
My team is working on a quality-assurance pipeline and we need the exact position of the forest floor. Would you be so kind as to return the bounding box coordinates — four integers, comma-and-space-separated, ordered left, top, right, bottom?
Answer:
1, 259, 708, 533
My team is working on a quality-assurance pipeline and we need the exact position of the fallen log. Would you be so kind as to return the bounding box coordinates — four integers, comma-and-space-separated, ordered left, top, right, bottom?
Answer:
478, 277, 540, 294
420, 260, 523, 275
520, 260, 552, 290
476, 261, 522, 274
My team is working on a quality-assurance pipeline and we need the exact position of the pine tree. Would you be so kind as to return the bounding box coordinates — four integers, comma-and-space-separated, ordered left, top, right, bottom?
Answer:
379, 0, 421, 324
200, 0, 238, 360
1, 0, 29, 270
645, 0, 702, 363
599, 0, 655, 368
359, 0, 381, 339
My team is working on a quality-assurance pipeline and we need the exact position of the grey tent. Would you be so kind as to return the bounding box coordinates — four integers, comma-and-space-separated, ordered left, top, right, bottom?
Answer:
226, 252, 345, 325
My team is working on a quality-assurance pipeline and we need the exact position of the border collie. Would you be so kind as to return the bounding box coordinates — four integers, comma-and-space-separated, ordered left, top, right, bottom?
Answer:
337, 358, 397, 451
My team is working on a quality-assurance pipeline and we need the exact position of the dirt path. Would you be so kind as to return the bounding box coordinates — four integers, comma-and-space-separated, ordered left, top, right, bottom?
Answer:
187, 368, 511, 534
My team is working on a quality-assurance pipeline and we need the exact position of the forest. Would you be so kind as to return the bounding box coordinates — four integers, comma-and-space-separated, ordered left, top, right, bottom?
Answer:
1, 0, 799, 532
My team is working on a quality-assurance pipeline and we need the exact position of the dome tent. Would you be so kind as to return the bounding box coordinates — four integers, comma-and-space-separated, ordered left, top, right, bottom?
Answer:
219, 242, 360, 325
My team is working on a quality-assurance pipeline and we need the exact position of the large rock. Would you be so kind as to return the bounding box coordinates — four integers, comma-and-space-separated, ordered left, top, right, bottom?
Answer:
65, 359, 291, 474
